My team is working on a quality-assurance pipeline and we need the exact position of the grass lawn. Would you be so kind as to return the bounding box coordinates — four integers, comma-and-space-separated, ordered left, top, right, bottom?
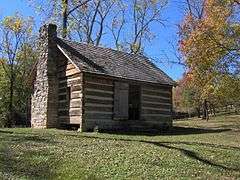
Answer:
0, 115, 240, 179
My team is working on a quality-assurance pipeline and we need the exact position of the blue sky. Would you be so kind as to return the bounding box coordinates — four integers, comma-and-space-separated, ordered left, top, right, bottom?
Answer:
0, 0, 186, 80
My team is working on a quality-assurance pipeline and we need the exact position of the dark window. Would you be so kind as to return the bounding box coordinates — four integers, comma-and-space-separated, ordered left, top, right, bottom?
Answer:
129, 85, 141, 120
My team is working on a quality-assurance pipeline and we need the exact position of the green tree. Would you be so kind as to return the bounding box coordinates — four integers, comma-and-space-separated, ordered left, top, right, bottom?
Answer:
0, 14, 37, 127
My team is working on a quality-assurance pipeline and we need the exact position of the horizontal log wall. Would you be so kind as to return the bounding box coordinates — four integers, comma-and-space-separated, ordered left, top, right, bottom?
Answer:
57, 57, 82, 125
82, 73, 173, 131
141, 84, 173, 127
83, 74, 115, 130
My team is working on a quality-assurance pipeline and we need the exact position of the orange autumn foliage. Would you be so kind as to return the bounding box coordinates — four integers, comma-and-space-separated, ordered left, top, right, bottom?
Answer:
178, 0, 240, 104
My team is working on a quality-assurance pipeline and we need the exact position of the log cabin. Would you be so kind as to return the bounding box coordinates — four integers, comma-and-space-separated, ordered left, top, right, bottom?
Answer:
30, 24, 175, 132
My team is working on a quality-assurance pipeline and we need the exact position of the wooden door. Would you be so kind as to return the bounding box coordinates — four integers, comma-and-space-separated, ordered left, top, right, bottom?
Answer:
114, 82, 129, 120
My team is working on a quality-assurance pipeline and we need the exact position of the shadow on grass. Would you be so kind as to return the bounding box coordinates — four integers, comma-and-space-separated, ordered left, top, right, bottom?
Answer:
100, 126, 231, 136
0, 130, 13, 134
9, 135, 58, 144
0, 133, 60, 179
211, 124, 240, 131
76, 134, 240, 172
148, 141, 240, 172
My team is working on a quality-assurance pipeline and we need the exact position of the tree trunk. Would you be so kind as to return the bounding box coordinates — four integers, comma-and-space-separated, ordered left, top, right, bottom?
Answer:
62, 0, 68, 38
212, 105, 216, 117
8, 72, 14, 127
210, 103, 216, 117
202, 99, 209, 121
196, 106, 201, 118
209, 105, 213, 115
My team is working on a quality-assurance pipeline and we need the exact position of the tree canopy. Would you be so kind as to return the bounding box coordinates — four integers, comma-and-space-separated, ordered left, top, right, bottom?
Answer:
0, 14, 37, 127
177, 0, 240, 118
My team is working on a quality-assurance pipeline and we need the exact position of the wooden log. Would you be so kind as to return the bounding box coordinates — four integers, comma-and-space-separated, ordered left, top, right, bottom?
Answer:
84, 75, 113, 86
85, 118, 113, 122
68, 73, 81, 78
142, 102, 171, 109
69, 116, 81, 124
142, 94, 170, 100
71, 92, 82, 99
58, 64, 77, 73
85, 111, 113, 114
58, 69, 79, 78
85, 83, 113, 91
71, 85, 81, 92
69, 109, 81, 116
66, 68, 80, 76
59, 76, 81, 84
84, 113, 113, 119
70, 100, 81, 108
85, 106, 112, 112
85, 88, 113, 94
70, 98, 81, 102
85, 98, 113, 105
66, 78, 82, 86
85, 103, 113, 108
58, 100, 81, 110
66, 63, 76, 71
85, 91, 113, 98
142, 89, 171, 97
142, 96, 171, 104
142, 100, 171, 106
85, 95, 113, 101
142, 84, 172, 91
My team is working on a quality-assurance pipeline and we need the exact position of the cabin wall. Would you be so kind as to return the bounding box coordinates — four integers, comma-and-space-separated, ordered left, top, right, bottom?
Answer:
141, 84, 172, 128
82, 73, 115, 131
57, 54, 83, 127
82, 73, 173, 131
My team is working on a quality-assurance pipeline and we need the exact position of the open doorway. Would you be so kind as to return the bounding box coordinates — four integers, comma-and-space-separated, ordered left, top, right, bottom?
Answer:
129, 85, 141, 120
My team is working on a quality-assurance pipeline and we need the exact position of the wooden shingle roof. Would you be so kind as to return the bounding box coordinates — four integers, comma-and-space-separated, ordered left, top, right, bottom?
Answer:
56, 38, 175, 85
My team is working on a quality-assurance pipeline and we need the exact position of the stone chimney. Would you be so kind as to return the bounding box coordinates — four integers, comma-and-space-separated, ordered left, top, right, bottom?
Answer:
31, 24, 59, 128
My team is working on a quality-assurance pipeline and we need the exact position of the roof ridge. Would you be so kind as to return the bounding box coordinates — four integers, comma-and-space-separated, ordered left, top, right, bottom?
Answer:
58, 38, 148, 59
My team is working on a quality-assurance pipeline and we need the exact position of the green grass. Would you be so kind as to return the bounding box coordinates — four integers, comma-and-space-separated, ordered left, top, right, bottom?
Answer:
0, 115, 240, 179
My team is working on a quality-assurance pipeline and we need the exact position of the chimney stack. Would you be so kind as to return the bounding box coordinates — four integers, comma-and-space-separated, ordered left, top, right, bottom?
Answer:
39, 24, 57, 40
31, 24, 59, 128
